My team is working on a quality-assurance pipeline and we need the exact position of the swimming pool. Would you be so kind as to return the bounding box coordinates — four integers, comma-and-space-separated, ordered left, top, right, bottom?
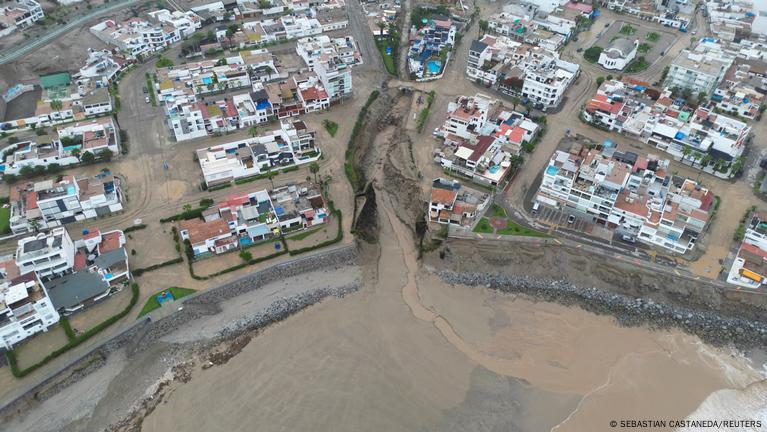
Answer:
546, 165, 559, 176
488, 165, 500, 174
427, 60, 442, 75
202, 76, 213, 85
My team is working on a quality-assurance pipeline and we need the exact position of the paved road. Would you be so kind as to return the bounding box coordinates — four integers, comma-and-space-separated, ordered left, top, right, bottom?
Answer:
0, 0, 141, 65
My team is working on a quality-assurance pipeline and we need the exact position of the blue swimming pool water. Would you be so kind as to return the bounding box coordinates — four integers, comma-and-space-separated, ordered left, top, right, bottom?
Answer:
427, 60, 442, 74
488, 165, 500, 174
202, 76, 213, 85
546, 165, 559, 176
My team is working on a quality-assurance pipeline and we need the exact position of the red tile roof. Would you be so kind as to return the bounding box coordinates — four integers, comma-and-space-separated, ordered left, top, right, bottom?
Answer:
469, 135, 494, 162
180, 218, 232, 244
99, 231, 123, 253
431, 188, 457, 205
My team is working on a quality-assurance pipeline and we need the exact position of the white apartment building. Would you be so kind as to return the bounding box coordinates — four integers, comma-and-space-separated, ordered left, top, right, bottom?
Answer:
0, 0, 44, 30
90, 18, 179, 58
296, 35, 362, 100
664, 49, 733, 95
0, 275, 60, 350
167, 103, 208, 141
197, 119, 320, 186
280, 15, 322, 39
147, 9, 202, 37
521, 55, 578, 110
441, 93, 497, 141
9, 174, 123, 234
536, 144, 714, 254
15, 228, 76, 281
232, 92, 270, 126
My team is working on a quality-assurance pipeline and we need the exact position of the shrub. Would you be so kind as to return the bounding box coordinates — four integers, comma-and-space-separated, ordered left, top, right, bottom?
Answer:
583, 46, 603, 63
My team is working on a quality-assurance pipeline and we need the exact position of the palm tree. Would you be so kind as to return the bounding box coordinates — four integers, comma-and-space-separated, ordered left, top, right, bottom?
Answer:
309, 162, 320, 183
510, 96, 521, 111
681, 145, 692, 162
376, 21, 386, 37
478, 20, 489, 37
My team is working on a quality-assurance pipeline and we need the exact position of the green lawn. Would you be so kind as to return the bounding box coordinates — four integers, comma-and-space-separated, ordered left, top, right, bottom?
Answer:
625, 56, 650, 73
496, 220, 548, 237
323, 120, 339, 137
376, 39, 397, 75
619, 24, 636, 35
638, 43, 652, 54
287, 227, 322, 241
473, 218, 495, 234
138, 287, 197, 317
489, 203, 507, 218
0, 207, 9, 234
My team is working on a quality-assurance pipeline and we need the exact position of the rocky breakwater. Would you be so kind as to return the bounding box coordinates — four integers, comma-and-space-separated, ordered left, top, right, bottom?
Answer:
440, 272, 767, 349
125, 245, 361, 352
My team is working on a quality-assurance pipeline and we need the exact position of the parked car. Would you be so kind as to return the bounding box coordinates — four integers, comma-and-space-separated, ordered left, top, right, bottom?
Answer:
567, 215, 576, 224
142, 86, 148, 93
532, 202, 540, 215
576, 47, 583, 52
145, 96, 151, 104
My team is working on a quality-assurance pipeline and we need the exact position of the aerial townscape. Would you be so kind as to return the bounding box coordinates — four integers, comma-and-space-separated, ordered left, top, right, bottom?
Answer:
0, 0, 767, 429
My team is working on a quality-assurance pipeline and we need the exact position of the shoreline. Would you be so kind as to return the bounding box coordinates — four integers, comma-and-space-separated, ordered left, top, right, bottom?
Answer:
106, 282, 361, 432
0, 244, 361, 420
2, 243, 766, 430
438, 271, 767, 350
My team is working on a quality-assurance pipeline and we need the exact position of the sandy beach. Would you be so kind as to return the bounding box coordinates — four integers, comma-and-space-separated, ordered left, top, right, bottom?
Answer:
135, 190, 766, 432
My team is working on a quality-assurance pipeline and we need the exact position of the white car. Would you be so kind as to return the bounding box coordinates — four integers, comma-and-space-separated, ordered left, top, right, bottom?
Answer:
145, 96, 151, 104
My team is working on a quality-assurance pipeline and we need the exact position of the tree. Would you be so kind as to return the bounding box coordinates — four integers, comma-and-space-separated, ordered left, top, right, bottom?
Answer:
266, 170, 275, 189
248, 125, 258, 137
226, 24, 239, 47
80, 151, 95, 164
596, 76, 605, 86
697, 92, 707, 103
681, 145, 692, 161
2, 174, 17, 184
309, 162, 320, 183
71, 148, 81, 159
478, 19, 489, 37
510, 96, 521, 111
99, 149, 114, 162
50, 99, 63, 111
183, 203, 193, 212
19, 166, 34, 177
730, 157, 744, 174
376, 21, 386, 37
239, 250, 252, 262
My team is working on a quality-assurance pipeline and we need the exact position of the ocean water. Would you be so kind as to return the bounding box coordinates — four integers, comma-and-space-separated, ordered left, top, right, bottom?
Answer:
681, 350, 767, 432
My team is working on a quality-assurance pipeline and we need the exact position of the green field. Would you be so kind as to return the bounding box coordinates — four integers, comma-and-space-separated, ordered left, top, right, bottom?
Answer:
0, 207, 9, 234
376, 40, 397, 75
138, 287, 196, 317
473, 218, 494, 234
497, 220, 548, 237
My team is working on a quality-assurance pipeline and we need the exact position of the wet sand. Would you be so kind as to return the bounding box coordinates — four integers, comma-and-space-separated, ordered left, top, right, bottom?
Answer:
140, 190, 766, 432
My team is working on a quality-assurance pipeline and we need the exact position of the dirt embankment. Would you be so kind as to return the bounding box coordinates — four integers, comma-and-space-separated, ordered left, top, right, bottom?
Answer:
349, 88, 426, 241
429, 240, 767, 323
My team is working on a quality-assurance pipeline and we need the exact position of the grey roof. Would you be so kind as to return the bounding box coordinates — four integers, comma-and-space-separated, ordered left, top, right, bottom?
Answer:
606, 38, 636, 59
93, 247, 127, 270
45, 271, 109, 310
470, 40, 488, 54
